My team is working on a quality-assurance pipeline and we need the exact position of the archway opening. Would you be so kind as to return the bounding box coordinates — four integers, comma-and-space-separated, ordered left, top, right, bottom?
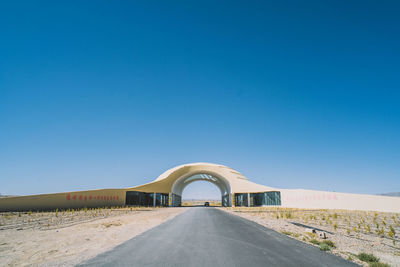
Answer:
182, 180, 221, 206
170, 173, 231, 207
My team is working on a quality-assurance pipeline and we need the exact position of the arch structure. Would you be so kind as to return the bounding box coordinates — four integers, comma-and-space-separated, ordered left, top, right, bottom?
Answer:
125, 162, 280, 207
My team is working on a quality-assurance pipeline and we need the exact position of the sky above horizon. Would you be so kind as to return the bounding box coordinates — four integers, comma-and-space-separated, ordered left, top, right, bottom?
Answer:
1, 1, 400, 199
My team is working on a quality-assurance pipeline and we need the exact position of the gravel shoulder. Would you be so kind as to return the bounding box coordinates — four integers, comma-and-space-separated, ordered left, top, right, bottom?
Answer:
223, 207, 400, 267
0, 207, 186, 266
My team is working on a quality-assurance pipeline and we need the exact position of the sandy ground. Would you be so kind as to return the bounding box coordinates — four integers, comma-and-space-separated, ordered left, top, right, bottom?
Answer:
0, 207, 186, 266
4, 206, 398, 266
224, 207, 400, 267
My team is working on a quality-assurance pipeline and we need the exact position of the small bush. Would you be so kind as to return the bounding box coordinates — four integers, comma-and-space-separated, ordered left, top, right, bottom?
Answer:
377, 227, 385, 237
306, 232, 318, 239
282, 231, 293, 236
319, 243, 330, 251
310, 239, 320, 245
285, 212, 292, 219
388, 225, 395, 238
348, 256, 353, 261
358, 253, 379, 263
321, 240, 336, 248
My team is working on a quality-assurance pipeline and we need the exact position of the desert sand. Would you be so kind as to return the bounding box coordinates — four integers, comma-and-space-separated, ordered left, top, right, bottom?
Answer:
0, 207, 186, 266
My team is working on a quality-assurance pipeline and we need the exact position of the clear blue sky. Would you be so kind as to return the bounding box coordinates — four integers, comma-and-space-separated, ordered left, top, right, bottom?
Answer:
1, 1, 399, 198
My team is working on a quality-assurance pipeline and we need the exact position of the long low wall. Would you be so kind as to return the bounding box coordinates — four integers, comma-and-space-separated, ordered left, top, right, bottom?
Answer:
0, 189, 126, 211
2, 188, 400, 213
281, 189, 400, 213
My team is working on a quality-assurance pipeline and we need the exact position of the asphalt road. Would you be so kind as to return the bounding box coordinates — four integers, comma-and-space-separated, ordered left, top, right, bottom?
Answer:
79, 207, 358, 267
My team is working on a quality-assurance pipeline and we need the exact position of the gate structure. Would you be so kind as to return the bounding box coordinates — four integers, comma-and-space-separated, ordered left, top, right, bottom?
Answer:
126, 162, 279, 207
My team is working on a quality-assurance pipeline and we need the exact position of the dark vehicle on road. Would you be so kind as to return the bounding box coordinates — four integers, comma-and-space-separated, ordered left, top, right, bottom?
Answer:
204, 202, 210, 207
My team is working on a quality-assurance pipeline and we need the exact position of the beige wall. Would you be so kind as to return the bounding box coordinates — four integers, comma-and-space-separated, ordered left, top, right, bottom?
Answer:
0, 189, 126, 211
281, 189, 400, 213
2, 187, 400, 213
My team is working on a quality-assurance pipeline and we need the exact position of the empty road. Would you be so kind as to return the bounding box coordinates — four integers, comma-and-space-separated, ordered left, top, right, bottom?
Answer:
79, 207, 358, 267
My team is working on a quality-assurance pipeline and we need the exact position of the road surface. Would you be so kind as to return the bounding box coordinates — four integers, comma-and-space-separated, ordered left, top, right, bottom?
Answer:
79, 207, 358, 267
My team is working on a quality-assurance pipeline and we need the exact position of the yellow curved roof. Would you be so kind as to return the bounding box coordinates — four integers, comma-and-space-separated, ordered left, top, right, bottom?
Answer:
155, 162, 248, 181
128, 162, 276, 194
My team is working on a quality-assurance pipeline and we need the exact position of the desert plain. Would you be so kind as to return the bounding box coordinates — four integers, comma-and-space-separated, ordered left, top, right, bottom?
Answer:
1, 206, 400, 266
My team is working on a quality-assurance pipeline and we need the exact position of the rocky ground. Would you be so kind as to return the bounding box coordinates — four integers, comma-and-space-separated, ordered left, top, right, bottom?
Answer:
0, 207, 186, 266
225, 207, 400, 267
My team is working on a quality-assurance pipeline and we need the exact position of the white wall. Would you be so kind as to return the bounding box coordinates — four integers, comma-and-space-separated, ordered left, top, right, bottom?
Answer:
281, 189, 400, 213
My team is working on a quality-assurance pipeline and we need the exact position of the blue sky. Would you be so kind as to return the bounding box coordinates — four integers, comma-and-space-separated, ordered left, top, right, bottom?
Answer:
1, 1, 399, 198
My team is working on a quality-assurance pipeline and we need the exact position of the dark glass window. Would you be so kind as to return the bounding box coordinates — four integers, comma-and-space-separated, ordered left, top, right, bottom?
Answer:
171, 193, 181, 207
155, 193, 169, 207
250, 193, 264, 206
234, 193, 248, 207
125, 191, 154, 206
248, 191, 281, 206
264, 191, 281, 206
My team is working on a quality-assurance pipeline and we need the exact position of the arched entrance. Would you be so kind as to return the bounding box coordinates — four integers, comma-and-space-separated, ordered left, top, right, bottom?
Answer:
171, 173, 231, 206
125, 162, 281, 207
181, 180, 221, 205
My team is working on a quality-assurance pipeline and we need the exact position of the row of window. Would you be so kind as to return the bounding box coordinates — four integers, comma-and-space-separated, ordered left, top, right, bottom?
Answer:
234, 191, 281, 207
126, 191, 281, 207
125, 191, 169, 207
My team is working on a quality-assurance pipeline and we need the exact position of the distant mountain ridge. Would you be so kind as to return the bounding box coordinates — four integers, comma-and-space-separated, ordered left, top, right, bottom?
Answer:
378, 192, 400, 197
0, 194, 17, 198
